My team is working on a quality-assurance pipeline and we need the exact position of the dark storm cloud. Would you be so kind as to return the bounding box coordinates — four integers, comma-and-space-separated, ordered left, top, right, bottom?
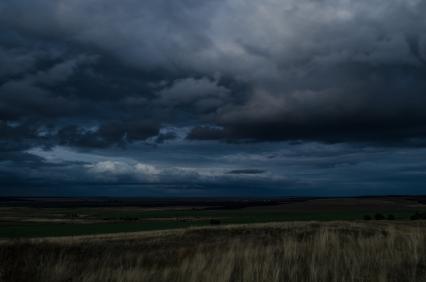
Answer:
56, 121, 160, 149
2, 0, 426, 146
2, 0, 426, 196
0, 120, 47, 153
187, 126, 227, 141
406, 34, 426, 65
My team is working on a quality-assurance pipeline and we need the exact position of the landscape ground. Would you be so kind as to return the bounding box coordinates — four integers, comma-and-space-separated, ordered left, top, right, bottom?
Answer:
2, 221, 426, 281
1, 197, 426, 281
0, 196, 425, 238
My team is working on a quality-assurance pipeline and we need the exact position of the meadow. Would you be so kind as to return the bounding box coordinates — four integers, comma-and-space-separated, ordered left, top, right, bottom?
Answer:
1, 197, 426, 281
0, 196, 422, 238
1, 221, 426, 282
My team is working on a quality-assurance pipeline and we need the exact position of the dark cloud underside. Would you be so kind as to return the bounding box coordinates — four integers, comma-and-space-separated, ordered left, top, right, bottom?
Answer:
1, 0, 426, 195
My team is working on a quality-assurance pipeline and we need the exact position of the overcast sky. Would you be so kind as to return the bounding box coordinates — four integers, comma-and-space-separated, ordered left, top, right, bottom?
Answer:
1, 0, 426, 196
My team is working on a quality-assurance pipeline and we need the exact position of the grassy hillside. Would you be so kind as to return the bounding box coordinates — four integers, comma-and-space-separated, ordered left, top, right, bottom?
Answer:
1, 221, 426, 282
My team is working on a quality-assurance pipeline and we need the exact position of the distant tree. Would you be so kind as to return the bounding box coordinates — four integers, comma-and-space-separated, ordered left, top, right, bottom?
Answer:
387, 214, 395, 220
374, 213, 385, 220
363, 215, 372, 220
410, 212, 426, 220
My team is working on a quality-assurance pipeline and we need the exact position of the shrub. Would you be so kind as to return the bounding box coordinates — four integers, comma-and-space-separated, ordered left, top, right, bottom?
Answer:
374, 213, 385, 220
210, 219, 221, 225
363, 215, 372, 220
411, 213, 420, 220
410, 212, 426, 220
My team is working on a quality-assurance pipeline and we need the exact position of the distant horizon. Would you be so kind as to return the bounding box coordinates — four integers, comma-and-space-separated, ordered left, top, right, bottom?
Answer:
0, 189, 426, 198
2, 193, 426, 199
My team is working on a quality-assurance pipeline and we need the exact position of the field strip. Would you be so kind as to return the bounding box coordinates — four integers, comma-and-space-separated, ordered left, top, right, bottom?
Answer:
0, 221, 315, 244
1, 220, 424, 244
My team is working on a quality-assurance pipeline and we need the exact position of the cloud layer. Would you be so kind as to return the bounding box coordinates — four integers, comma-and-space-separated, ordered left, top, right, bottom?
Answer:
1, 0, 426, 145
1, 0, 426, 195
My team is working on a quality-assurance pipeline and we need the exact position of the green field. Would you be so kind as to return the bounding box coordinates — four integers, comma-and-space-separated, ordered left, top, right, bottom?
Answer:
0, 202, 419, 238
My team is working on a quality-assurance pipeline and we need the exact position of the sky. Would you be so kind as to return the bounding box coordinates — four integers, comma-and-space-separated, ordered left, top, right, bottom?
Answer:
1, 0, 426, 197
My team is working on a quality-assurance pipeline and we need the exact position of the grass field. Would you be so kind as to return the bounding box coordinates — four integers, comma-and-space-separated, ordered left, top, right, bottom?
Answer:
0, 197, 424, 238
1, 221, 426, 282
2, 197, 426, 281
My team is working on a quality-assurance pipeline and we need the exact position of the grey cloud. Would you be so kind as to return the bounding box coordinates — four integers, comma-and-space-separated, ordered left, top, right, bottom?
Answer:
227, 169, 266, 175
0, 47, 38, 77
0, 54, 97, 120
156, 77, 230, 114
5, 136, 426, 196
0, 0, 217, 70
2, 0, 426, 196
2, 0, 426, 144
187, 126, 227, 141
406, 33, 426, 65
56, 121, 160, 149
154, 132, 177, 144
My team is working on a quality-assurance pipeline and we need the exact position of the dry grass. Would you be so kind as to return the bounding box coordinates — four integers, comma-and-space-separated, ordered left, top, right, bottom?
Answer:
1, 221, 426, 282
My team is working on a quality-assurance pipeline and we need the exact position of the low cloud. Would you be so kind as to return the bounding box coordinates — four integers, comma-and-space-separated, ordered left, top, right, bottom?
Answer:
227, 169, 266, 174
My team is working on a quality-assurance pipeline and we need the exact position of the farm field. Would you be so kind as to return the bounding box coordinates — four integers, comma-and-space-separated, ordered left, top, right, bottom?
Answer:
0, 196, 425, 238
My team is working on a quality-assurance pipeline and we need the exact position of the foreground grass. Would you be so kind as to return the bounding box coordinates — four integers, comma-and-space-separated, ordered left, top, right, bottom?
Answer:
1, 221, 426, 282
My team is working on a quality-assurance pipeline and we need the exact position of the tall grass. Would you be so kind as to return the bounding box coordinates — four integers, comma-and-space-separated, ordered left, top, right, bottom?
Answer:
1, 221, 426, 282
